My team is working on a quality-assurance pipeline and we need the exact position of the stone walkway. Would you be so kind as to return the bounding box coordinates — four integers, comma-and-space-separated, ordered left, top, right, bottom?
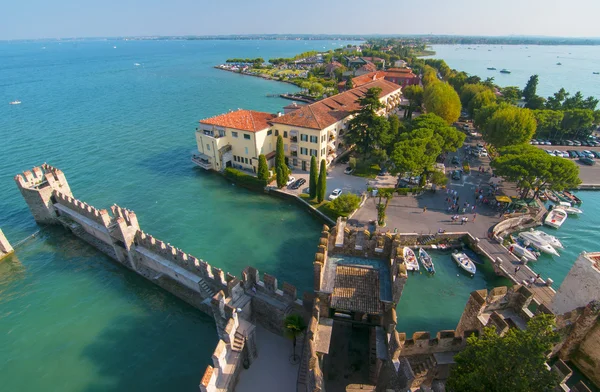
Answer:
235, 326, 299, 392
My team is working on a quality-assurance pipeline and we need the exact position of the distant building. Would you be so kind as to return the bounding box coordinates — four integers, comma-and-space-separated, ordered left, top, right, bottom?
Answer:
324, 61, 343, 77
361, 56, 386, 68
383, 68, 420, 88
344, 56, 368, 68
354, 62, 378, 76
351, 71, 386, 88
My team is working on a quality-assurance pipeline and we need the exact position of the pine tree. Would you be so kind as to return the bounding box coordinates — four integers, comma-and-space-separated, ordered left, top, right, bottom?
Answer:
275, 135, 288, 188
317, 159, 327, 203
257, 154, 269, 182
309, 156, 318, 199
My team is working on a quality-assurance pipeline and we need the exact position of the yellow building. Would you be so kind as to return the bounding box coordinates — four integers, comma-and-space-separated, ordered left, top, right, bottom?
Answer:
193, 79, 402, 173
193, 110, 278, 173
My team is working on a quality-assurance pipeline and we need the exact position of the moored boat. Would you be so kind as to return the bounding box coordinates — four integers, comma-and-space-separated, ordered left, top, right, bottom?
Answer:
563, 191, 582, 205
544, 208, 568, 229
418, 248, 435, 274
487, 67, 497, 70
500, 69, 511, 74
451, 251, 476, 275
518, 232, 560, 256
545, 190, 559, 203
555, 204, 583, 216
403, 247, 420, 271
509, 242, 538, 262
9, 100, 21, 105
529, 229, 564, 249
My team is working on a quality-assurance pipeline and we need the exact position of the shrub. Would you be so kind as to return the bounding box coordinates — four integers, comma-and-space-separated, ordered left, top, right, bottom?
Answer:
257, 154, 269, 181
223, 168, 267, 190
329, 193, 361, 216
349, 157, 357, 169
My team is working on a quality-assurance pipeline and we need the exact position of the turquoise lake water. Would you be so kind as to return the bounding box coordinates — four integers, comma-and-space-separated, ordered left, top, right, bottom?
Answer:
1, 41, 599, 390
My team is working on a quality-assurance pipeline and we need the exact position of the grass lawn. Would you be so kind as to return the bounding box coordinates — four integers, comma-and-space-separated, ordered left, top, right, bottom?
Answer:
353, 163, 380, 179
299, 194, 341, 221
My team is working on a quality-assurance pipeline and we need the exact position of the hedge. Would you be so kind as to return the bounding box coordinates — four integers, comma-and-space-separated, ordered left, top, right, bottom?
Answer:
223, 167, 267, 190
369, 187, 424, 196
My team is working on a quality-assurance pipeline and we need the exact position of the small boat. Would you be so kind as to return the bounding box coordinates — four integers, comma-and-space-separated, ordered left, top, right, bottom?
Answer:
500, 69, 511, 74
593, 72, 599, 75
403, 247, 420, 271
545, 190, 559, 203
563, 191, 582, 205
134, 63, 141, 66
509, 242, 538, 262
529, 230, 564, 249
555, 204, 583, 216
518, 232, 560, 256
418, 248, 435, 274
487, 67, 497, 70
544, 208, 568, 229
452, 251, 476, 275
9, 100, 21, 105
552, 190, 571, 203
556, 62, 562, 65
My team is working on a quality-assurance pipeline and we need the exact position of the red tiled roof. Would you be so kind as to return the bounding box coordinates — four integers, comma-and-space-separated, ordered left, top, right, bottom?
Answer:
200, 109, 276, 132
357, 63, 378, 72
270, 79, 401, 130
352, 71, 386, 88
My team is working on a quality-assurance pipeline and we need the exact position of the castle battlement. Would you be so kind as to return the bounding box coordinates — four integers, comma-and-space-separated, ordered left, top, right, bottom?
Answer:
111, 204, 139, 228
53, 190, 112, 227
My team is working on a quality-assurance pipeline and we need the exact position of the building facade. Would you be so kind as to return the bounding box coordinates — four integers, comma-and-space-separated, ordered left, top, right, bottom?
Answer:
193, 79, 402, 173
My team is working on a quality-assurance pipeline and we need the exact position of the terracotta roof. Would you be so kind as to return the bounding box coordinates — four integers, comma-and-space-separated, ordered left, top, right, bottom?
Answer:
357, 63, 378, 72
331, 265, 381, 314
200, 109, 276, 132
385, 68, 418, 79
270, 79, 401, 130
352, 71, 386, 88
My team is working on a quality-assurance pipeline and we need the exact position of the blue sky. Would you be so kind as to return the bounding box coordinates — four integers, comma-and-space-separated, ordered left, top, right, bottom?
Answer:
1, 0, 599, 40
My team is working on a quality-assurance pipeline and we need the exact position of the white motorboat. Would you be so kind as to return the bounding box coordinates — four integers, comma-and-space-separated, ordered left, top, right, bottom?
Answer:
9, 100, 21, 105
403, 247, 420, 271
518, 232, 560, 257
545, 208, 568, 229
418, 248, 435, 274
529, 229, 564, 249
509, 243, 537, 262
555, 202, 582, 215
452, 251, 476, 275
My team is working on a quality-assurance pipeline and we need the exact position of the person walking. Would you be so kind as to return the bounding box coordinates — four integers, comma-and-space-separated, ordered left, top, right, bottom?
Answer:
473, 213, 477, 221
514, 266, 521, 275
471, 206, 475, 213
423, 206, 427, 213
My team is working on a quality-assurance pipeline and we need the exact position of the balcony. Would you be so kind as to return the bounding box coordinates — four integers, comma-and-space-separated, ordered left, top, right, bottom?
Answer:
199, 129, 226, 139
192, 154, 213, 170
290, 136, 298, 143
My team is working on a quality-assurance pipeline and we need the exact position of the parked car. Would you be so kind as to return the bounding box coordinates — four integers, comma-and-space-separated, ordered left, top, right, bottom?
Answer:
328, 188, 342, 200
566, 140, 574, 146
451, 156, 460, 164
581, 141, 590, 146
575, 151, 586, 158
530, 139, 539, 145
582, 150, 595, 158
294, 178, 306, 189
478, 150, 488, 157
344, 166, 354, 175
593, 151, 600, 159
568, 150, 579, 158
452, 170, 462, 180
579, 157, 596, 166
286, 176, 296, 187
573, 140, 582, 146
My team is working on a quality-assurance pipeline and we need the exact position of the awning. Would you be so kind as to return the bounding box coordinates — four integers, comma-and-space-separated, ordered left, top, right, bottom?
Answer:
495, 196, 512, 203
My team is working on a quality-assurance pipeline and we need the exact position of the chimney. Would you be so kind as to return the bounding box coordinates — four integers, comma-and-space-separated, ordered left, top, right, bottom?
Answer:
277, 112, 282, 117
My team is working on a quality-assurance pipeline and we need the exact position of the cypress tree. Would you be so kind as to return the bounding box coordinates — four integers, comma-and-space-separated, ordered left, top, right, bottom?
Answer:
309, 156, 317, 199
257, 154, 269, 182
317, 159, 327, 203
275, 135, 288, 188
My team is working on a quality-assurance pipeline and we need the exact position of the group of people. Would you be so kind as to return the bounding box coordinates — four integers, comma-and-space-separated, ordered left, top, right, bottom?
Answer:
514, 266, 543, 287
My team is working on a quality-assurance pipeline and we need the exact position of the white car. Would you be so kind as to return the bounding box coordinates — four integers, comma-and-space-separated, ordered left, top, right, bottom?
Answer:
286, 176, 296, 187
328, 188, 342, 200
478, 150, 488, 157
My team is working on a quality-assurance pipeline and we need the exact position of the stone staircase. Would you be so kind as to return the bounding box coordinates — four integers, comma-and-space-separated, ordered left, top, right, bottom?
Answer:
199, 278, 215, 298
296, 336, 308, 392
231, 331, 245, 352
412, 355, 436, 378
418, 235, 436, 245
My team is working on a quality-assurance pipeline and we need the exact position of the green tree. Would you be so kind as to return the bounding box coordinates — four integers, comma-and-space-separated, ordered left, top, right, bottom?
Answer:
421, 65, 439, 86
348, 157, 357, 169
447, 314, 560, 392
309, 156, 318, 199
459, 83, 488, 108
376, 189, 393, 226
429, 170, 447, 190
523, 74, 539, 102
533, 110, 564, 138
423, 82, 462, 124
309, 82, 324, 96
284, 314, 307, 363
468, 89, 497, 117
330, 193, 361, 216
526, 95, 547, 110
275, 135, 289, 188
257, 154, 269, 182
561, 109, 595, 138
345, 87, 391, 156
402, 84, 424, 119
317, 159, 327, 203
499, 86, 522, 104
410, 113, 465, 154
482, 105, 537, 148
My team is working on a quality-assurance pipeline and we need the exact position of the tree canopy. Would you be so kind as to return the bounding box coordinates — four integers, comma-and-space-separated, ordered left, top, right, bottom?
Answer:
345, 87, 391, 156
523, 74, 539, 102
491, 144, 581, 198
468, 89, 497, 117
423, 82, 462, 124
447, 314, 560, 392
480, 104, 537, 147
402, 84, 424, 119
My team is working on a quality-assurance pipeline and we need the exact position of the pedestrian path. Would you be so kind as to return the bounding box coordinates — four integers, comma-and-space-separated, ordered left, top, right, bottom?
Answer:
478, 238, 555, 306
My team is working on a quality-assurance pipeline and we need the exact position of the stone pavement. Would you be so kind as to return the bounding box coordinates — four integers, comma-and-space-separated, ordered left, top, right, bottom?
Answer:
235, 326, 299, 392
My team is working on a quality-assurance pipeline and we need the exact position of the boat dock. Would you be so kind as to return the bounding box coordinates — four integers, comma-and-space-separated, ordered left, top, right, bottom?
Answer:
477, 238, 556, 306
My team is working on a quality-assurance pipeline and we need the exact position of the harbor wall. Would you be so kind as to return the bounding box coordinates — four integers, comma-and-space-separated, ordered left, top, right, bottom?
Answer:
0, 228, 14, 260
14, 164, 306, 392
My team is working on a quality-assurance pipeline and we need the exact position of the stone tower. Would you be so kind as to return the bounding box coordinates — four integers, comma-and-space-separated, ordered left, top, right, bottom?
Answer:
14, 164, 73, 224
